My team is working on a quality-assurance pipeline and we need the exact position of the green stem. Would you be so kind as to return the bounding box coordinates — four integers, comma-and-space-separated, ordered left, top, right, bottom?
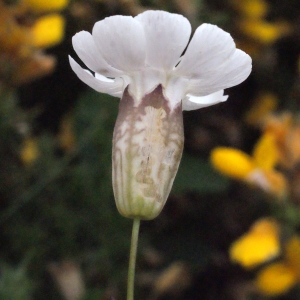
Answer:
127, 218, 141, 300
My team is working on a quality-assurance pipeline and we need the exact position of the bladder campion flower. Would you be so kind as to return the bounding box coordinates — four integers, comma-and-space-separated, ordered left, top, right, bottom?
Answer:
69, 10, 252, 220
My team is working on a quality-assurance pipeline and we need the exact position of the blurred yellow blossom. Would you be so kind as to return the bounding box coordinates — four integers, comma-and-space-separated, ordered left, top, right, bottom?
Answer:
230, 218, 280, 269
20, 137, 39, 165
23, 0, 69, 13
210, 148, 254, 180
252, 132, 279, 171
230, 218, 300, 296
256, 262, 297, 296
285, 237, 300, 279
0, 0, 67, 85
256, 236, 300, 296
32, 14, 65, 48
231, 0, 292, 60
249, 170, 287, 198
239, 19, 292, 44
231, 0, 268, 19
264, 114, 292, 161
211, 132, 286, 196
264, 113, 300, 169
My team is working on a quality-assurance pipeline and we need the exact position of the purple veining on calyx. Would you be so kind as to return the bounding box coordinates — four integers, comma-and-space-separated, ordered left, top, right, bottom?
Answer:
112, 84, 184, 220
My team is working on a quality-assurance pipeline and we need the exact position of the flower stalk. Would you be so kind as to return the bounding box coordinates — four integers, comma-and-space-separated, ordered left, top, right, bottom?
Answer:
127, 218, 140, 300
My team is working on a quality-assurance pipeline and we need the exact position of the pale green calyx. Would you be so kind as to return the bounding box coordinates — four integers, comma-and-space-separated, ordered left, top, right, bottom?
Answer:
112, 85, 184, 220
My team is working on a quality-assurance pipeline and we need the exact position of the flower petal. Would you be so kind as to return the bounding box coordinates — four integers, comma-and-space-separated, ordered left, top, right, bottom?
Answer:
229, 218, 280, 269
211, 147, 255, 180
135, 10, 191, 71
212, 49, 252, 90
72, 31, 123, 77
256, 263, 296, 296
164, 76, 189, 109
128, 68, 165, 101
92, 16, 146, 72
182, 90, 228, 111
175, 23, 236, 78
69, 56, 124, 97
32, 14, 65, 48
186, 49, 252, 95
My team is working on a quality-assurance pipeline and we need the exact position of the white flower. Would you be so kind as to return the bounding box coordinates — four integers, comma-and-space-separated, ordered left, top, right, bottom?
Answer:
69, 10, 251, 111
69, 10, 252, 220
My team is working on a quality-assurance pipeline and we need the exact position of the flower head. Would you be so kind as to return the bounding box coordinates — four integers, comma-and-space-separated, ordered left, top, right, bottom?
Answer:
69, 10, 252, 219
256, 236, 300, 296
229, 218, 280, 269
0, 0, 67, 85
256, 262, 297, 296
211, 132, 287, 196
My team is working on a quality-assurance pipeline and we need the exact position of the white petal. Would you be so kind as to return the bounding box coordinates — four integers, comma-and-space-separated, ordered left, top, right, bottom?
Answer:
135, 10, 191, 71
187, 49, 252, 96
92, 16, 146, 72
164, 76, 189, 109
212, 49, 252, 89
182, 90, 228, 111
95, 73, 114, 82
95, 73, 124, 96
128, 68, 165, 101
69, 56, 124, 97
175, 24, 236, 78
72, 31, 123, 77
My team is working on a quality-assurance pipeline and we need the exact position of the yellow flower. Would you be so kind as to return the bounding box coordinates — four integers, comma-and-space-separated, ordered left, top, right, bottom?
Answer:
229, 218, 280, 269
23, 0, 69, 13
231, 0, 268, 19
256, 262, 297, 296
251, 169, 287, 198
211, 132, 286, 195
31, 14, 65, 48
285, 237, 300, 279
231, 220, 300, 296
252, 132, 278, 171
210, 148, 254, 180
256, 236, 300, 296
239, 19, 292, 44
264, 113, 300, 169
20, 138, 39, 165
0, 0, 68, 85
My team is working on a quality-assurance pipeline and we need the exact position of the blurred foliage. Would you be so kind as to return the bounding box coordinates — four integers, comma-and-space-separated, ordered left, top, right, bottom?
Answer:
173, 153, 230, 195
0, 259, 34, 300
1, 0, 300, 299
